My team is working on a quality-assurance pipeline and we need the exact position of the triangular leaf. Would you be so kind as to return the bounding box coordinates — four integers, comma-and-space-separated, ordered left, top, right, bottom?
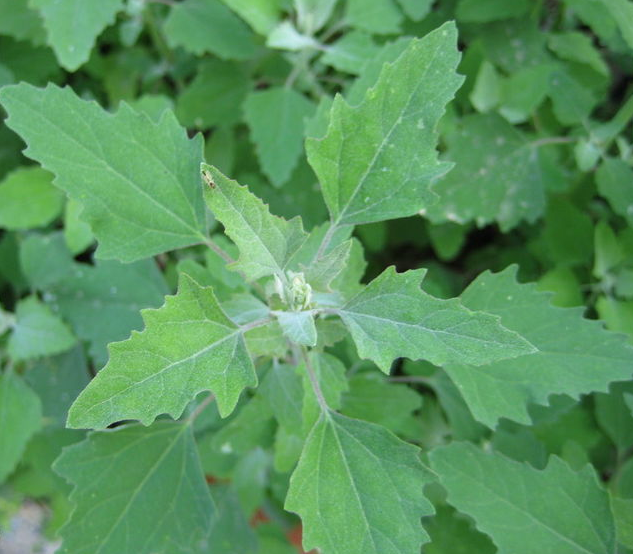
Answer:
54, 422, 215, 554
446, 266, 633, 427
202, 164, 308, 281
286, 411, 434, 554
29, 0, 123, 71
307, 22, 463, 226
67, 273, 257, 428
0, 83, 207, 262
337, 266, 536, 373
275, 310, 317, 346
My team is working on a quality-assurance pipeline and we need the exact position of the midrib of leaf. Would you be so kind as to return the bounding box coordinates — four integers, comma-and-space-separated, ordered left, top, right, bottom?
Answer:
333, 40, 442, 226
444, 459, 602, 554
91, 424, 191, 554
12, 93, 204, 240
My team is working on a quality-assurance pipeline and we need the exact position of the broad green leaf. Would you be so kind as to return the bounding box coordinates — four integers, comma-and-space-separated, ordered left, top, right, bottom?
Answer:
266, 20, 319, 50
207, 484, 258, 553
0, 0, 46, 44
30, 0, 124, 71
286, 411, 434, 554
176, 59, 250, 129
611, 495, 633, 549
548, 65, 596, 125
275, 310, 317, 346
596, 296, 633, 340
595, 383, 633, 452
0, 370, 42, 483
0, 167, 63, 230
20, 232, 74, 290
54, 422, 215, 554
67, 273, 257, 429
164, 0, 256, 60
202, 164, 308, 281
25, 346, 90, 426
430, 443, 616, 554
307, 23, 463, 226
596, 159, 633, 227
562, 0, 618, 44
426, 114, 547, 232
63, 198, 94, 255
0, 83, 207, 262
219, 0, 280, 34
8, 296, 75, 360
445, 266, 633, 427
457, 0, 529, 22
594, 220, 623, 279
260, 362, 303, 432
337, 266, 535, 373
244, 87, 316, 187
395, 0, 433, 20
303, 239, 352, 292
470, 60, 502, 113
345, 0, 402, 34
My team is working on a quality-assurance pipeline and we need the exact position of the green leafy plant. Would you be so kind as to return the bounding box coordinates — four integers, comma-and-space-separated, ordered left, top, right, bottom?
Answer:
1, 1, 633, 553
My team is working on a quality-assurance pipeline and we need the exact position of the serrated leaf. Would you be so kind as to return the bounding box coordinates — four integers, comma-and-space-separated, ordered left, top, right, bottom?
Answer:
430, 443, 616, 554
0, 83, 207, 262
307, 23, 463, 226
303, 239, 352, 292
67, 273, 257, 429
286, 411, 434, 554
29, 0, 123, 71
0, 166, 63, 230
275, 310, 317, 346
54, 422, 215, 554
164, 0, 256, 60
337, 266, 535, 373
0, 370, 42, 483
8, 296, 75, 360
202, 164, 308, 281
244, 87, 315, 187
0, 0, 46, 44
445, 266, 633, 427
426, 114, 547, 232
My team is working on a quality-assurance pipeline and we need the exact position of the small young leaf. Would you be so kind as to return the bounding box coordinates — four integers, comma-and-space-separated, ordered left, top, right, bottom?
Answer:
67, 273, 257, 428
275, 310, 317, 346
219, 0, 280, 34
0, 83, 207, 262
0, 370, 42, 483
596, 158, 633, 227
345, 0, 402, 35
54, 422, 215, 554
307, 22, 463, 226
30, 0, 123, 71
164, 0, 256, 60
286, 411, 434, 554
430, 443, 616, 554
337, 266, 535, 373
202, 164, 308, 282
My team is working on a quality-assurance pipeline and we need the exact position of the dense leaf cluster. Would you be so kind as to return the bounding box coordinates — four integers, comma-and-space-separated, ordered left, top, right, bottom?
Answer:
1, 1, 633, 553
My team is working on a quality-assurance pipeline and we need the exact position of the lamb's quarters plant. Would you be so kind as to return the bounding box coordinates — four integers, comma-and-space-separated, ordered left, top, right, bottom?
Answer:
1, 1, 633, 553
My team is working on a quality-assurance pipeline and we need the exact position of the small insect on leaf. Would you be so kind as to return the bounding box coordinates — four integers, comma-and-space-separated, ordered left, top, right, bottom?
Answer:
201, 165, 216, 188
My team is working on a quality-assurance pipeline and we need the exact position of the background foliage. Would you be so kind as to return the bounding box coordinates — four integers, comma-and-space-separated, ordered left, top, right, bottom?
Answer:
1, 0, 633, 553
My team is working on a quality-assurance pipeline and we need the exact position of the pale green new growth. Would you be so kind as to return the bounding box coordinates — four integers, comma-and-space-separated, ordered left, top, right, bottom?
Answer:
0, 83, 207, 262
67, 273, 257, 428
54, 423, 215, 554
30, 0, 123, 71
202, 164, 308, 282
337, 267, 536, 373
307, 22, 463, 226
286, 411, 434, 554
430, 443, 616, 554
275, 310, 317, 346
446, 266, 633, 426
0, 370, 42, 483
